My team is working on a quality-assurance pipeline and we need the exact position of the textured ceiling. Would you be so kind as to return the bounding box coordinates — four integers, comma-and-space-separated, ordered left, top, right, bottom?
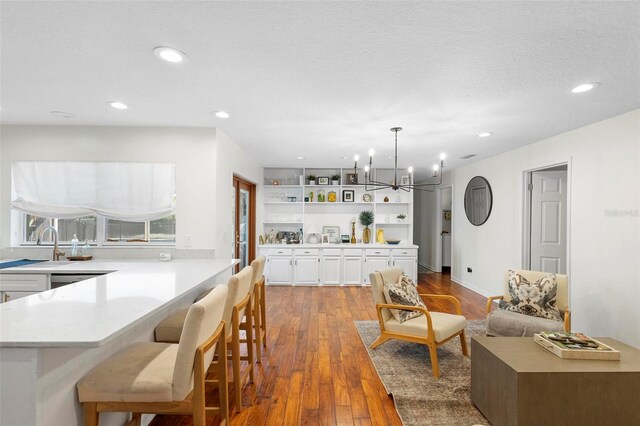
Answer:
1, 1, 639, 177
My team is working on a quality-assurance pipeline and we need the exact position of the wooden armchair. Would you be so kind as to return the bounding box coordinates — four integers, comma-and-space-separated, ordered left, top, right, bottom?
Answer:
486, 269, 570, 336
369, 268, 468, 379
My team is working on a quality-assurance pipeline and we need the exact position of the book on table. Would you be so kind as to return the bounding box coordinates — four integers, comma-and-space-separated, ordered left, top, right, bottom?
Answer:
534, 332, 621, 360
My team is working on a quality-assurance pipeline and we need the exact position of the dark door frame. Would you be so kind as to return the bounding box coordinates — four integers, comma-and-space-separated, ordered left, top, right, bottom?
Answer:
233, 174, 256, 272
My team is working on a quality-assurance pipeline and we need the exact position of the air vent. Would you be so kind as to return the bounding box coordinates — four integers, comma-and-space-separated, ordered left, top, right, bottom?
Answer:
461, 154, 476, 159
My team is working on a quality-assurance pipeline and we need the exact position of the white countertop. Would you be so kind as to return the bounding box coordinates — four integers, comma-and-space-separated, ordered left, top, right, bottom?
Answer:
0, 259, 238, 348
259, 243, 418, 249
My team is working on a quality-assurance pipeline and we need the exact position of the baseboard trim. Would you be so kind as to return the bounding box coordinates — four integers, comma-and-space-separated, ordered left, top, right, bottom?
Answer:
450, 275, 492, 298
418, 261, 437, 272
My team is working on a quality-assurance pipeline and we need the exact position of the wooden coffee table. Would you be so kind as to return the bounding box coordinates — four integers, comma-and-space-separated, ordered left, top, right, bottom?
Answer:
471, 336, 640, 426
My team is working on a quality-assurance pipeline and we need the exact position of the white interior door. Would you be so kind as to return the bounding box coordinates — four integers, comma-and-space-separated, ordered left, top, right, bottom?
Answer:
530, 170, 567, 273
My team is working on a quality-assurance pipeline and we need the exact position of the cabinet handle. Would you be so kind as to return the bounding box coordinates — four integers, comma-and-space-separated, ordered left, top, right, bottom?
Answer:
290, 260, 292, 266
295, 259, 298, 266
3, 294, 9, 303
304, 251, 310, 254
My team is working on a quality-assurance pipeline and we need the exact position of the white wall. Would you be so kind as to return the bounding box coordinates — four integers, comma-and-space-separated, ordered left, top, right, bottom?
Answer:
0, 125, 263, 259
435, 110, 639, 348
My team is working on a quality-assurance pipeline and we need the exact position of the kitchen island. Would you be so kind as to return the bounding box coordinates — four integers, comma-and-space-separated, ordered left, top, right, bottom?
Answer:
0, 258, 238, 426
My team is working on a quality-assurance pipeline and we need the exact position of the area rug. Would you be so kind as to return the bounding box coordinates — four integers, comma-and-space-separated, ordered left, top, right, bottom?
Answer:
354, 320, 489, 426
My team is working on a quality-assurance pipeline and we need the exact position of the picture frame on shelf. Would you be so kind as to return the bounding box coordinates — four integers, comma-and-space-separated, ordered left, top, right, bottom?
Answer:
401, 175, 410, 185
346, 173, 358, 184
317, 176, 330, 185
322, 226, 340, 243
342, 190, 355, 202
321, 234, 331, 244
341, 234, 350, 243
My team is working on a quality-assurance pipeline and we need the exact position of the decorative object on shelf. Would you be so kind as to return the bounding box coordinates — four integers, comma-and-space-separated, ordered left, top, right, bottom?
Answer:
309, 191, 314, 202
331, 174, 340, 185
363, 193, 372, 202
352, 127, 446, 192
304, 197, 310, 202
347, 173, 358, 184
386, 239, 401, 245
287, 196, 297, 202
359, 210, 374, 244
395, 194, 402, 202
321, 234, 331, 244
323, 226, 340, 243
464, 176, 493, 226
306, 224, 321, 244
401, 175, 410, 185
259, 235, 265, 245
81, 240, 93, 257
341, 234, 350, 243
328, 191, 337, 202
397, 213, 407, 223
342, 190, 354, 202
384, 196, 390, 203
444, 211, 451, 220
318, 176, 329, 185
307, 174, 317, 185
317, 190, 326, 202
376, 228, 385, 244
350, 217, 357, 244
272, 179, 280, 185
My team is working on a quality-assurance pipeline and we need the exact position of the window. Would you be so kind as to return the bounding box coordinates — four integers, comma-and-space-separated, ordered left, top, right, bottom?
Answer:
22, 214, 174, 245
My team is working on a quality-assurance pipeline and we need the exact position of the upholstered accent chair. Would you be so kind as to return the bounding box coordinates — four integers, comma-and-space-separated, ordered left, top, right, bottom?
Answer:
485, 269, 570, 337
369, 268, 468, 379
154, 265, 256, 413
77, 285, 229, 426
240, 256, 267, 360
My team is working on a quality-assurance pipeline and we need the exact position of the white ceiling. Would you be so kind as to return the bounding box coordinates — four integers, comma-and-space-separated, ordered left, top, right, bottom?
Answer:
1, 1, 639, 177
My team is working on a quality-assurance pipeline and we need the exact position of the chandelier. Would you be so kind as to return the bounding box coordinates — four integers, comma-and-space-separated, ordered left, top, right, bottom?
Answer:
353, 127, 446, 192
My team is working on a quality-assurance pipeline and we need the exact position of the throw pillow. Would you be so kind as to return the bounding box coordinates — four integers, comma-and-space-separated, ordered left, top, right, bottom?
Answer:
383, 275, 426, 323
499, 270, 562, 321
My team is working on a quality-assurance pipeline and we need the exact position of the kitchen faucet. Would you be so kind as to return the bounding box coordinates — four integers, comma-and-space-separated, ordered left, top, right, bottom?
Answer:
37, 225, 65, 261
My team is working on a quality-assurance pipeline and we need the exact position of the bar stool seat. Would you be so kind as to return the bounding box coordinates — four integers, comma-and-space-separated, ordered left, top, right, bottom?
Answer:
155, 310, 188, 343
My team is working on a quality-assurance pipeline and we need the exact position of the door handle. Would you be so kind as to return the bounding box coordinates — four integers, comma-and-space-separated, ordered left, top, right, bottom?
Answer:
235, 232, 240, 246
3, 294, 9, 303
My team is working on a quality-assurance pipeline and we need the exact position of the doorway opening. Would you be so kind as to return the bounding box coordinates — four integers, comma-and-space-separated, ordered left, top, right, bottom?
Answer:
523, 164, 569, 274
437, 185, 453, 274
232, 175, 256, 272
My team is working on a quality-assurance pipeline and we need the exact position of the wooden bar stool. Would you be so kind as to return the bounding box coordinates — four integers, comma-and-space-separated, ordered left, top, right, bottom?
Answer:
154, 266, 255, 413
77, 285, 229, 426
240, 256, 266, 360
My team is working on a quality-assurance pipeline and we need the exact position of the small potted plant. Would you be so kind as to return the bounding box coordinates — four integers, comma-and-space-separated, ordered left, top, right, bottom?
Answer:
331, 174, 340, 185
396, 213, 407, 223
359, 210, 374, 243
307, 174, 317, 185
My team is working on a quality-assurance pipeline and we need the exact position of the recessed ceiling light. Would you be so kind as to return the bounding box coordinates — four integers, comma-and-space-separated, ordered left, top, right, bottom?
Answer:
153, 46, 186, 63
107, 101, 127, 110
571, 82, 600, 93
296, 156, 305, 160
214, 111, 229, 119
50, 110, 75, 118
478, 132, 493, 138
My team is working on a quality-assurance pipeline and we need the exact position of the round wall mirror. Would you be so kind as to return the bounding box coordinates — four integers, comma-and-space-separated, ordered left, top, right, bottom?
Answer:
464, 176, 493, 226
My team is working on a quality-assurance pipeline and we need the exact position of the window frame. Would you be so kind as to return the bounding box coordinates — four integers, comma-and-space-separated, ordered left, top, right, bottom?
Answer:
20, 214, 176, 247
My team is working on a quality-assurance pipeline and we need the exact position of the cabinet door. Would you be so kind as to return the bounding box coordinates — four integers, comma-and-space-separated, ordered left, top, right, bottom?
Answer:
343, 256, 363, 285
321, 256, 342, 285
267, 256, 293, 285
1, 291, 39, 303
393, 257, 417, 282
295, 256, 319, 285
364, 257, 390, 284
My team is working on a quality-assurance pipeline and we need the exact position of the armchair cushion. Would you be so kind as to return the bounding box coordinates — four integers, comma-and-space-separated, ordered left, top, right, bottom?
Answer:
499, 270, 562, 321
383, 275, 427, 323
486, 309, 564, 337
385, 312, 467, 343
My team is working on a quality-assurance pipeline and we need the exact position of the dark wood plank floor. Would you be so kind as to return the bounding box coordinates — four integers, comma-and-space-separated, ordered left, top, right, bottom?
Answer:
150, 271, 486, 426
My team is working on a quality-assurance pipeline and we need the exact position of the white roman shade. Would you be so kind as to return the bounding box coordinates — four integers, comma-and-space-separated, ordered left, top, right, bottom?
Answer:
11, 162, 176, 221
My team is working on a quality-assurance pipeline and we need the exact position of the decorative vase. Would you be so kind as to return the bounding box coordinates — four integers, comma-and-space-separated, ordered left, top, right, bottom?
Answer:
351, 222, 357, 244
309, 180, 316, 186
376, 229, 385, 244
384, 196, 389, 202
363, 226, 371, 244
332, 180, 339, 186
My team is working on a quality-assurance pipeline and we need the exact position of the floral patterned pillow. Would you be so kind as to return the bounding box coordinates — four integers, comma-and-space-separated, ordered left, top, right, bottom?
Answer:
383, 274, 426, 323
499, 270, 562, 321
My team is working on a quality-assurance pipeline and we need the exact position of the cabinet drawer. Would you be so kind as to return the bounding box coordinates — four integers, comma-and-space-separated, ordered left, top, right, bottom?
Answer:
294, 249, 319, 256
264, 248, 293, 256
321, 249, 341, 256
392, 249, 417, 257
366, 249, 390, 256
343, 249, 363, 256
0, 274, 49, 291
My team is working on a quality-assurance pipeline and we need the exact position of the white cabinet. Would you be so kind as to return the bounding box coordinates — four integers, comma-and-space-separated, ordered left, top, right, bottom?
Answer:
343, 256, 363, 285
321, 255, 342, 285
364, 257, 390, 283
266, 256, 293, 285
294, 256, 320, 285
0, 274, 50, 303
392, 257, 417, 281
